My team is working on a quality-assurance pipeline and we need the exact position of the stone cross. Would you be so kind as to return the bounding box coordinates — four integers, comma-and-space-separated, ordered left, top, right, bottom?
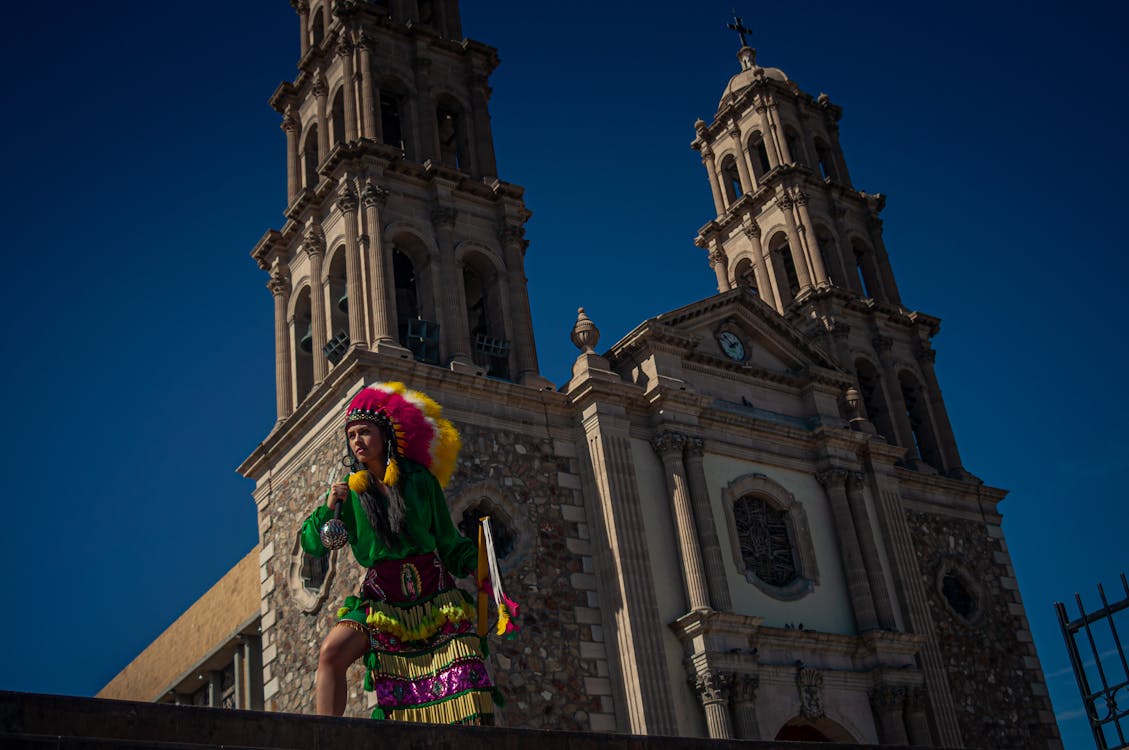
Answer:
727, 13, 752, 48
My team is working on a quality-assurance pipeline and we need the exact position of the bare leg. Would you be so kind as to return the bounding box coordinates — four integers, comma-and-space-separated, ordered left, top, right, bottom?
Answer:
315, 623, 371, 716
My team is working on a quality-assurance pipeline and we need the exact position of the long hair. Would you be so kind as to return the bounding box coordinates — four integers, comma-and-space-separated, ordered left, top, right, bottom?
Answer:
343, 426, 411, 547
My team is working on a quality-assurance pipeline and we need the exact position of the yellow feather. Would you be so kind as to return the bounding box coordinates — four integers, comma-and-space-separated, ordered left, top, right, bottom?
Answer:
348, 471, 370, 494
383, 457, 401, 486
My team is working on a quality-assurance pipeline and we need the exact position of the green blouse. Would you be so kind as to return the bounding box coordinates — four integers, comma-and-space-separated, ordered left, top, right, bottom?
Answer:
299, 459, 476, 578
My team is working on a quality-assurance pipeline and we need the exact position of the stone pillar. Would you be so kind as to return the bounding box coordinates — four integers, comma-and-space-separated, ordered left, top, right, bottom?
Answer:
469, 73, 498, 178
651, 432, 710, 611
432, 207, 472, 367
776, 191, 813, 290
313, 71, 329, 163
683, 438, 732, 612
232, 640, 245, 709
208, 670, 223, 708
267, 263, 293, 419
794, 190, 829, 285
357, 33, 376, 140
337, 35, 358, 143
766, 100, 791, 163
728, 124, 752, 195
244, 634, 264, 711
916, 347, 964, 474
905, 686, 933, 745
692, 670, 735, 740
755, 100, 782, 167
731, 674, 760, 739
500, 223, 539, 382
337, 178, 367, 350
301, 221, 328, 381
816, 469, 878, 632
873, 335, 917, 460
708, 243, 729, 293
361, 180, 397, 348
870, 685, 910, 744
282, 106, 300, 204
744, 223, 779, 312
292, 0, 310, 58
846, 471, 898, 629
699, 144, 725, 216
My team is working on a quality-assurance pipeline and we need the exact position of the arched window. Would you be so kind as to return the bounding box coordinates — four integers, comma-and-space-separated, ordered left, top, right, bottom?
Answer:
436, 96, 469, 171
814, 139, 837, 181
720, 155, 742, 204
325, 247, 349, 365
390, 234, 440, 364
310, 8, 325, 46
732, 256, 757, 294
899, 371, 942, 471
815, 227, 841, 287
748, 133, 771, 180
463, 253, 509, 379
376, 75, 411, 155
855, 358, 895, 444
852, 240, 882, 300
330, 89, 346, 149
784, 128, 806, 166
769, 232, 800, 301
301, 125, 319, 189
293, 287, 314, 402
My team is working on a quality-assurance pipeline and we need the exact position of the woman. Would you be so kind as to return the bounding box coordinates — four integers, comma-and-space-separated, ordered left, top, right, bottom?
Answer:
300, 381, 497, 724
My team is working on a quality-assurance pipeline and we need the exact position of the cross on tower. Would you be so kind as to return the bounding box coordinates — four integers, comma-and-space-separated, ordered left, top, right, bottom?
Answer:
727, 13, 752, 48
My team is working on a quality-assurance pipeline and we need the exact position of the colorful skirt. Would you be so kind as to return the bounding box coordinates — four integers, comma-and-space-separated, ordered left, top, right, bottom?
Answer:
336, 552, 496, 723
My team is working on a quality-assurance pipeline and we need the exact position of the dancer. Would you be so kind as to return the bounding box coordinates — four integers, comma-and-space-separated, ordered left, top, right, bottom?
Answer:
300, 381, 497, 723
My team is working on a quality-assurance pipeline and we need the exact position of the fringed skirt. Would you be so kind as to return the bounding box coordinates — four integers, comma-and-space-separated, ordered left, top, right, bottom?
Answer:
336, 551, 496, 724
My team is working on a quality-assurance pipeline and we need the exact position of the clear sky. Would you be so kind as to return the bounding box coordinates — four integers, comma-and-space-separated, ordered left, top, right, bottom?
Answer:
1, 2, 1125, 748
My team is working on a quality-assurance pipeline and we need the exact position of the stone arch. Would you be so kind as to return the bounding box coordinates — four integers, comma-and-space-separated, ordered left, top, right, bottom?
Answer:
813, 135, 838, 181
460, 245, 510, 379
446, 481, 533, 575
300, 123, 319, 189
309, 4, 326, 46
772, 713, 860, 743
386, 226, 440, 362
854, 355, 896, 444
329, 86, 347, 149
782, 122, 808, 166
746, 130, 771, 181
729, 251, 757, 292
375, 73, 414, 155
812, 221, 845, 287
290, 284, 314, 402
850, 236, 883, 300
434, 91, 472, 171
719, 152, 743, 205
768, 229, 800, 302
721, 473, 818, 600
898, 368, 942, 471
323, 243, 349, 359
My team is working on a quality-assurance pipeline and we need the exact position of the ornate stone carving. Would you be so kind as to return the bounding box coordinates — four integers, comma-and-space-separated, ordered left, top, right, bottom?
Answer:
685, 436, 705, 458
742, 221, 761, 239
336, 32, 354, 58
691, 670, 734, 705
847, 470, 867, 493
651, 431, 687, 457
570, 307, 600, 353
870, 684, 907, 713
291, 0, 310, 12
267, 265, 290, 297
355, 29, 373, 51
815, 467, 849, 489
699, 143, 714, 160
281, 105, 299, 132
732, 673, 759, 703
775, 193, 794, 211
302, 218, 326, 255
312, 70, 327, 98
797, 667, 824, 719
500, 224, 526, 245
431, 207, 457, 227
335, 179, 358, 213
734, 496, 797, 587
790, 188, 809, 206
708, 247, 727, 267
361, 179, 389, 208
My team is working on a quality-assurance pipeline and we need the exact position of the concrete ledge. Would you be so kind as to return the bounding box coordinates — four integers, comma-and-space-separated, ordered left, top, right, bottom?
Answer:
1, 691, 936, 749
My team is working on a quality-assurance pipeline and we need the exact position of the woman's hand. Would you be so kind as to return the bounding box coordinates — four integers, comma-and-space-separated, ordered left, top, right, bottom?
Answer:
328, 481, 349, 511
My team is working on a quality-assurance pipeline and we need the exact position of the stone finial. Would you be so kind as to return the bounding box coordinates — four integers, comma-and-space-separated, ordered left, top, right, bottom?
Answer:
570, 307, 600, 354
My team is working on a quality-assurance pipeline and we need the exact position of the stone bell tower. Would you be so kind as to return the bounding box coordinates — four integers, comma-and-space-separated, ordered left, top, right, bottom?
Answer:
254, 0, 546, 423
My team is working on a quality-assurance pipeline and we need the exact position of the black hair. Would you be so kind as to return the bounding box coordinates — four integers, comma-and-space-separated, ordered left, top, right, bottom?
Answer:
343, 421, 411, 547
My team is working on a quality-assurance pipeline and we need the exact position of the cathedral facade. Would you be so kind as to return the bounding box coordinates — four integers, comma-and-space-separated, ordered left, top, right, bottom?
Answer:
107, 1, 1060, 746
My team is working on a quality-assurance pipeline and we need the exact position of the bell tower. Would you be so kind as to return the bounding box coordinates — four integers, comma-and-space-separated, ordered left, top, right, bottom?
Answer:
691, 21, 964, 477
254, 0, 546, 422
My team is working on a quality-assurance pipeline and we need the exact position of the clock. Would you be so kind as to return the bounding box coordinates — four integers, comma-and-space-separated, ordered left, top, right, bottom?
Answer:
717, 331, 746, 361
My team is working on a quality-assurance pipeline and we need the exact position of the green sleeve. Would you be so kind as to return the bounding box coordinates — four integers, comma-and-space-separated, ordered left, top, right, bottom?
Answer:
299, 491, 360, 557
423, 472, 477, 577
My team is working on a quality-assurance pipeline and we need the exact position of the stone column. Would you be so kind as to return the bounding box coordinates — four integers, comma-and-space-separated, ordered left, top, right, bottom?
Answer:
731, 674, 761, 739
357, 32, 376, 140
692, 670, 735, 739
500, 223, 539, 382
313, 71, 329, 163
361, 179, 396, 347
292, 0, 310, 57
337, 178, 367, 350
794, 190, 829, 285
846, 471, 897, 629
432, 207, 472, 367
708, 243, 729, 293
728, 124, 752, 195
873, 335, 917, 459
651, 432, 710, 611
683, 437, 732, 612
699, 144, 726, 216
768, 102, 792, 163
816, 469, 878, 632
208, 670, 223, 708
301, 221, 328, 381
905, 686, 933, 745
232, 640, 245, 709
870, 685, 909, 744
744, 223, 779, 312
282, 106, 300, 204
337, 35, 358, 143
243, 634, 264, 711
267, 263, 293, 419
916, 347, 964, 474
755, 99, 782, 167
776, 191, 813, 290
469, 73, 498, 178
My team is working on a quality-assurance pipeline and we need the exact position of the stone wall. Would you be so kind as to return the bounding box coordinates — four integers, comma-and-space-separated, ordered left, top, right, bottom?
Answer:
257, 417, 616, 731
907, 510, 1060, 749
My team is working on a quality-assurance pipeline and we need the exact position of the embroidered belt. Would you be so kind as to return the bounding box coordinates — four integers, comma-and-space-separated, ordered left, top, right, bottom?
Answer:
362, 551, 455, 604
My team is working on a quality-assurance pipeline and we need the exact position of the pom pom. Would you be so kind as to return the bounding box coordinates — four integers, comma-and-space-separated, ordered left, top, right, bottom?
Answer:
383, 456, 400, 486
348, 471, 370, 494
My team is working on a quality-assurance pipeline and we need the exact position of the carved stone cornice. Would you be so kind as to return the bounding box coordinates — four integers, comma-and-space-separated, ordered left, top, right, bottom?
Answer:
691, 670, 734, 706
336, 179, 358, 213
775, 193, 794, 211
870, 684, 906, 713
651, 431, 687, 458
797, 668, 824, 719
815, 467, 849, 490
708, 248, 726, 267
732, 673, 759, 704
361, 179, 389, 208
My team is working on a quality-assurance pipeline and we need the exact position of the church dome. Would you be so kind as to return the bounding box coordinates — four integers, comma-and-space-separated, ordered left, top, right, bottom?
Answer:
718, 47, 789, 110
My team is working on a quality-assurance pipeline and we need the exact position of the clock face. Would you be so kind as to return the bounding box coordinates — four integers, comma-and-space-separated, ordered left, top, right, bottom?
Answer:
718, 331, 746, 361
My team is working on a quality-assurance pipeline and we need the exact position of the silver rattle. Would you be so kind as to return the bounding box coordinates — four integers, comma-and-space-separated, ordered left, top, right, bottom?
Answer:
319, 467, 349, 550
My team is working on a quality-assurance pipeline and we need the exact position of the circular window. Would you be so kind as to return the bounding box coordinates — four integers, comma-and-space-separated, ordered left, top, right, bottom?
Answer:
458, 503, 517, 561
935, 561, 983, 626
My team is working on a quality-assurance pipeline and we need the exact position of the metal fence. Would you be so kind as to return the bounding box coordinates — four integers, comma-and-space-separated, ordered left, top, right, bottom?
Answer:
1056, 574, 1129, 749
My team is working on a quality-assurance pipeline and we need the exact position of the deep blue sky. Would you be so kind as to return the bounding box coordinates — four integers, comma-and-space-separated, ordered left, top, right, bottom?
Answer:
1, 2, 1124, 748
